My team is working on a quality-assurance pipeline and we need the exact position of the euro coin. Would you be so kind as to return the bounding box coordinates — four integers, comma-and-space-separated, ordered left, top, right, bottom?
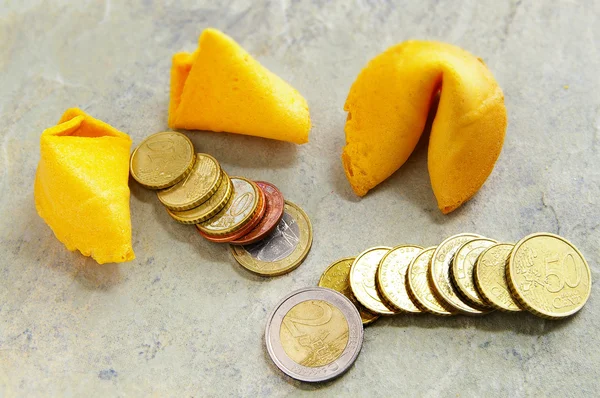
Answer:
349, 247, 398, 315
197, 184, 266, 243
319, 257, 380, 325
230, 181, 285, 245
430, 234, 490, 315
451, 238, 497, 309
265, 287, 363, 382
474, 243, 522, 312
406, 247, 455, 316
230, 201, 312, 276
157, 153, 221, 210
167, 171, 232, 224
507, 233, 591, 319
376, 245, 424, 313
197, 177, 260, 236
130, 131, 195, 189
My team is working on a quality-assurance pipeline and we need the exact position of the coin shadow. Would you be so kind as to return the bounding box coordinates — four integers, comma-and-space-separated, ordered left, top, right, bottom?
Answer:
382, 309, 572, 336
129, 175, 157, 204
132, 188, 233, 268
175, 129, 298, 170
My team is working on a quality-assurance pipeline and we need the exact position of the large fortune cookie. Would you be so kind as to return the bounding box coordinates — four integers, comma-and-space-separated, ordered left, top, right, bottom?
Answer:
34, 108, 135, 264
343, 41, 507, 214
168, 28, 311, 144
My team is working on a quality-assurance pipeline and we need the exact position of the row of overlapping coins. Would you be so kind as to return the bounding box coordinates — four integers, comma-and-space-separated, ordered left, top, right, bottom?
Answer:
129, 132, 285, 245
318, 233, 591, 323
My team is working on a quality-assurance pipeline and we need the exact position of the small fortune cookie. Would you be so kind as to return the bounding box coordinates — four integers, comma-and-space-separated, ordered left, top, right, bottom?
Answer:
343, 41, 507, 214
168, 28, 311, 144
34, 108, 135, 264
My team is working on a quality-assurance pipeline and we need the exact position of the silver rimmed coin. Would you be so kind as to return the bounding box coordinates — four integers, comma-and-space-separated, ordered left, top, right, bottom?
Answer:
265, 287, 364, 382
230, 201, 312, 276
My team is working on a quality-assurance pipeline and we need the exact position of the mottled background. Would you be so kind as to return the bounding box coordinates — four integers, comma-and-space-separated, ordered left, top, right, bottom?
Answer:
1, 0, 599, 396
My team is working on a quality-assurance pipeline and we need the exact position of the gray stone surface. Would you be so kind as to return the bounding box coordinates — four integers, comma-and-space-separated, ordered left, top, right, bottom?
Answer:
1, 0, 599, 396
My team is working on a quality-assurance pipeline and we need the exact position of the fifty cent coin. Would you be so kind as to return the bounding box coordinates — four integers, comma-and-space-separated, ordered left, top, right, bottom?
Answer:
230, 201, 312, 276
507, 233, 591, 319
265, 287, 363, 382
319, 258, 380, 325
130, 131, 195, 189
230, 181, 285, 245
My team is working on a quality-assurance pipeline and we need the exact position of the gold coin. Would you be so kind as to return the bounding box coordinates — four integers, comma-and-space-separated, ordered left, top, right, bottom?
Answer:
167, 172, 232, 224
349, 247, 398, 315
430, 233, 490, 315
230, 201, 312, 276
474, 243, 522, 312
130, 131, 195, 189
507, 233, 591, 319
451, 238, 497, 309
157, 153, 222, 211
376, 245, 424, 313
198, 177, 259, 236
319, 258, 380, 325
406, 247, 455, 316
280, 299, 350, 367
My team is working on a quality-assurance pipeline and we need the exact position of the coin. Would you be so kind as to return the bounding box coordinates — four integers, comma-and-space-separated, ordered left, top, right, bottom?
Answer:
265, 287, 363, 382
230, 181, 285, 245
319, 258, 380, 325
197, 184, 266, 243
430, 233, 490, 315
506, 233, 591, 319
130, 131, 195, 189
167, 172, 233, 224
349, 247, 398, 315
474, 243, 522, 312
197, 177, 260, 236
376, 245, 424, 313
406, 247, 455, 316
230, 201, 312, 276
451, 238, 497, 309
157, 153, 222, 210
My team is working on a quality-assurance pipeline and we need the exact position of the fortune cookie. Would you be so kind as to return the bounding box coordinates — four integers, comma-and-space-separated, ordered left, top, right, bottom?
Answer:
168, 28, 311, 144
34, 108, 135, 264
343, 41, 507, 213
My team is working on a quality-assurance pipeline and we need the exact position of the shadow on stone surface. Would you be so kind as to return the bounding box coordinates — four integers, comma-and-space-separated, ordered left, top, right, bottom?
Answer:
177, 129, 299, 170
381, 308, 571, 336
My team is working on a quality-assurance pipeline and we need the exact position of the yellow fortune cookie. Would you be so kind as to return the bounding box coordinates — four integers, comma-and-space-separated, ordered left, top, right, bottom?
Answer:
343, 41, 507, 213
168, 28, 311, 144
34, 108, 135, 264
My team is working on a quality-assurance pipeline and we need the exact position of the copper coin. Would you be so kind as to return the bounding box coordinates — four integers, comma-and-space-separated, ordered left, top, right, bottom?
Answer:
196, 184, 266, 243
229, 181, 285, 245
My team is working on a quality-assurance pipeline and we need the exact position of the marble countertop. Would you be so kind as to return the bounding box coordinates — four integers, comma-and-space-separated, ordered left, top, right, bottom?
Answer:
1, 1, 599, 396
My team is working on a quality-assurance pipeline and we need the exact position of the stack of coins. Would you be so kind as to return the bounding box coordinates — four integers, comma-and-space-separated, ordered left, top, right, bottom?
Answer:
319, 232, 591, 322
129, 132, 313, 275
265, 232, 591, 383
